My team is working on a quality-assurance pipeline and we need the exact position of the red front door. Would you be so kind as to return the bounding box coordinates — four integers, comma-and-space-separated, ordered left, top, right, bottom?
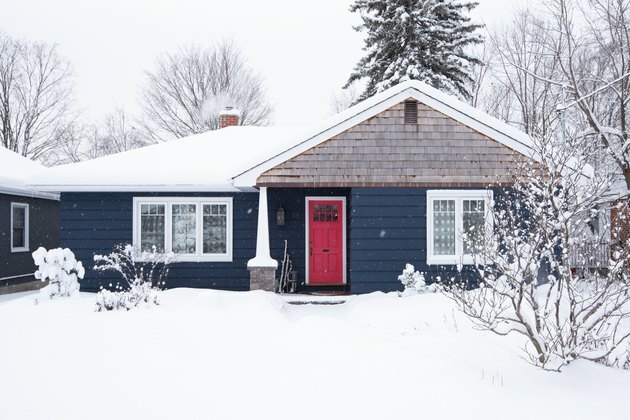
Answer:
308, 199, 344, 285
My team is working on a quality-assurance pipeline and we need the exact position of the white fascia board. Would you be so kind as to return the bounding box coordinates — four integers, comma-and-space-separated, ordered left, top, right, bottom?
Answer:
0, 186, 60, 201
412, 88, 534, 158
232, 86, 535, 188
26, 184, 245, 193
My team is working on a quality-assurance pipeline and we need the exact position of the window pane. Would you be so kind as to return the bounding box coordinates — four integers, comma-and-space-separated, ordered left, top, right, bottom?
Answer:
12, 206, 26, 248
463, 199, 486, 254
433, 200, 455, 255
140, 204, 165, 252
203, 204, 227, 254
172, 204, 197, 254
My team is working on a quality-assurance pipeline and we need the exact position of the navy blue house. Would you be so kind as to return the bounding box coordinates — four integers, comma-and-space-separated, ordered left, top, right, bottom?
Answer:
29, 81, 533, 294
0, 148, 59, 292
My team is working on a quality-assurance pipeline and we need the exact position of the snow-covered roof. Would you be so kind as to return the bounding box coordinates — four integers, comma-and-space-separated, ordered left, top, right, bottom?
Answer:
0, 147, 59, 200
232, 80, 534, 187
28, 80, 534, 193
28, 126, 307, 192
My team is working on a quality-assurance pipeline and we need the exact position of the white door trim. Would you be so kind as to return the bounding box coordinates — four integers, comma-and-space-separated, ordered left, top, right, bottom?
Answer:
304, 196, 347, 285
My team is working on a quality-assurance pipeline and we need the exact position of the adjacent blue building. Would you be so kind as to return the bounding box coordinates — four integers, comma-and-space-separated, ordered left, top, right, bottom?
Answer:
0, 148, 60, 292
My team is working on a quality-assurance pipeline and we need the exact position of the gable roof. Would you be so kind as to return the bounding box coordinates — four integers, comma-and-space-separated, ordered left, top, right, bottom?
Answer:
27, 80, 534, 192
0, 147, 59, 200
231, 80, 534, 188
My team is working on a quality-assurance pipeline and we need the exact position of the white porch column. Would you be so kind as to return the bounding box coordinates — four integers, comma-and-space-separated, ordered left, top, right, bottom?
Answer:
247, 187, 277, 291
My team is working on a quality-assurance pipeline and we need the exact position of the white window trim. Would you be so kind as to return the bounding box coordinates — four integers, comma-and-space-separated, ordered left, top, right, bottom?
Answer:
132, 197, 233, 262
426, 190, 493, 265
304, 196, 347, 285
10, 202, 29, 253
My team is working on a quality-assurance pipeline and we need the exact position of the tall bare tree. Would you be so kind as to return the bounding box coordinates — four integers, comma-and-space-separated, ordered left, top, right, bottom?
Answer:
328, 82, 361, 115
547, 0, 630, 191
449, 129, 630, 370
90, 107, 147, 157
468, 44, 490, 108
50, 107, 148, 164
46, 120, 89, 165
139, 40, 272, 142
475, 0, 630, 192
478, 9, 563, 137
0, 33, 75, 163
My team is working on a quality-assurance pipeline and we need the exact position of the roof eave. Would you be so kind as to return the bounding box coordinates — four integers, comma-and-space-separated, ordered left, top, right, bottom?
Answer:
0, 186, 60, 201
26, 184, 248, 193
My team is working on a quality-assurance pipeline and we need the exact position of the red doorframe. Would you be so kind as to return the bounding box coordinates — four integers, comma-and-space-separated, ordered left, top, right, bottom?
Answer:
305, 197, 346, 285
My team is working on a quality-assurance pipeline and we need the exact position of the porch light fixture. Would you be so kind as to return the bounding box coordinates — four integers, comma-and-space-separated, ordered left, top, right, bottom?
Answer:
276, 203, 286, 227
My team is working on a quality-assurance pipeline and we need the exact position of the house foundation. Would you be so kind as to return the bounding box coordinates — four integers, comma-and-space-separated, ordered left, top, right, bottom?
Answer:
248, 267, 276, 291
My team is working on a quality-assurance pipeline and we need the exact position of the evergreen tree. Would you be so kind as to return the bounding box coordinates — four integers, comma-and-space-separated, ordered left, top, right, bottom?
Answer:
346, 0, 484, 101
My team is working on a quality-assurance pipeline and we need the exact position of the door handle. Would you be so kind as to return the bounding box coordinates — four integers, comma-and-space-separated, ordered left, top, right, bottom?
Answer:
310, 242, 313, 256
322, 249, 330, 252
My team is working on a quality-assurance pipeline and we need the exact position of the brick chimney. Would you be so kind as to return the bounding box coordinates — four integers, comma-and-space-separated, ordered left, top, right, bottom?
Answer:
219, 106, 240, 129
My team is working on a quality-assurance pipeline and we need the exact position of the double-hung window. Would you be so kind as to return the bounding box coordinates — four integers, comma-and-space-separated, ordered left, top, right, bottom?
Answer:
11, 203, 29, 252
133, 197, 233, 262
427, 190, 492, 265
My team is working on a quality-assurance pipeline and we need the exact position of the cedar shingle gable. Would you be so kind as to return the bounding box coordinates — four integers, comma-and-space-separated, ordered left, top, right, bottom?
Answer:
257, 100, 525, 187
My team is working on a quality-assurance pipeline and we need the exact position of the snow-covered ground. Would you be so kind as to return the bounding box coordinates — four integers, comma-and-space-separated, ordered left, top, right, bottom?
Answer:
0, 289, 628, 420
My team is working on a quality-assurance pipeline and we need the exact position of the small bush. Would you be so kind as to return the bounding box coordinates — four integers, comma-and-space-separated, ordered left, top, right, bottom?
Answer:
94, 280, 159, 311
32, 247, 84, 299
93, 244, 172, 311
398, 263, 436, 296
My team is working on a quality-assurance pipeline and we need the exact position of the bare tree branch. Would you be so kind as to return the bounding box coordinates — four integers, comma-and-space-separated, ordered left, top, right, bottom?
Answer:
139, 40, 273, 141
0, 32, 75, 164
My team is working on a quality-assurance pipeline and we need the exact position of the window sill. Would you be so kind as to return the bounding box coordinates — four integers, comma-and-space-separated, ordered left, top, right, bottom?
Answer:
11, 247, 29, 253
426, 255, 479, 266
170, 255, 233, 263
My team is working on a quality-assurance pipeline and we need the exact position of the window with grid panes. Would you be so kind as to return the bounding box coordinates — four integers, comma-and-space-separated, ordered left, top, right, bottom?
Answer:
427, 191, 492, 265
135, 198, 232, 261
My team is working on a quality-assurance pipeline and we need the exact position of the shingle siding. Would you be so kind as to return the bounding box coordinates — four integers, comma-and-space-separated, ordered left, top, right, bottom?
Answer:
258, 101, 523, 187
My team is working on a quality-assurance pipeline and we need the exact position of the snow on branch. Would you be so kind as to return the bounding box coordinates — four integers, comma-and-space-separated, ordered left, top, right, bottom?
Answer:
32, 247, 84, 299
447, 130, 630, 371
93, 244, 174, 311
557, 71, 630, 112
398, 263, 436, 296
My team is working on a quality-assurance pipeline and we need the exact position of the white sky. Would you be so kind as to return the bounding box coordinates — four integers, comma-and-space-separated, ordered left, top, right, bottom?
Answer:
0, 0, 525, 127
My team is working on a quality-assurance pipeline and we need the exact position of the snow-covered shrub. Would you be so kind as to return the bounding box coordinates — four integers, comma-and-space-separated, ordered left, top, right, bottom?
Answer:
93, 244, 173, 311
448, 132, 630, 371
94, 280, 159, 312
32, 247, 84, 299
397, 263, 436, 296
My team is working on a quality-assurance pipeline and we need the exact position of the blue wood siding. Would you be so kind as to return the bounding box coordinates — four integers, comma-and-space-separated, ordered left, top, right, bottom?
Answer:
60, 192, 258, 292
349, 187, 506, 294
61, 187, 508, 294
0, 193, 59, 285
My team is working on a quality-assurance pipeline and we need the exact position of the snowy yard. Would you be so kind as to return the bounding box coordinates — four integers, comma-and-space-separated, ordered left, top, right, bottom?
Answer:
0, 289, 629, 420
